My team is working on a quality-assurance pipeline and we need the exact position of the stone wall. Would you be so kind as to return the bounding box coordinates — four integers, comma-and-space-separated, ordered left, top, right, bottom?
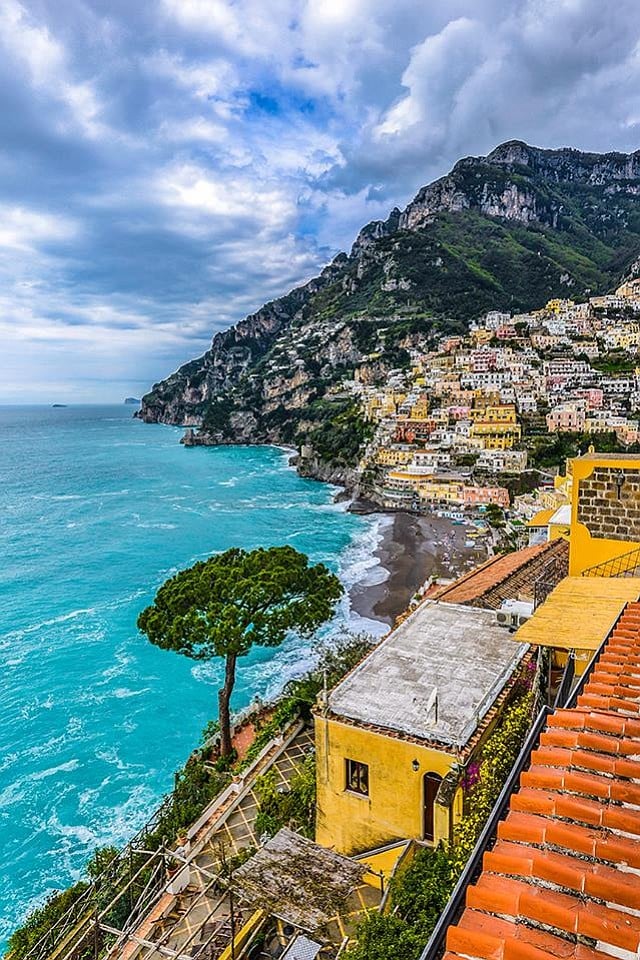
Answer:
577, 465, 640, 541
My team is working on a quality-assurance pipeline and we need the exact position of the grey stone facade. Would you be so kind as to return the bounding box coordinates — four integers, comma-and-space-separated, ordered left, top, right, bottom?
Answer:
577, 465, 640, 541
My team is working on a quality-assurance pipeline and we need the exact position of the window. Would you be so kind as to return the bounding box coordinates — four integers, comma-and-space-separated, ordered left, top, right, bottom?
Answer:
345, 759, 369, 796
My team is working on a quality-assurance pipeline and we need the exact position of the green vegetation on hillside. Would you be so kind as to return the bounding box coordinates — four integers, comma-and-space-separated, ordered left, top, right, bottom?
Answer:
141, 144, 640, 468
526, 431, 640, 470
304, 398, 373, 467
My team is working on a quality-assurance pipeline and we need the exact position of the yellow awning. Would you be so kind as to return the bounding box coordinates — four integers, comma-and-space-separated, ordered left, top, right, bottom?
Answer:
515, 577, 640, 651
526, 508, 555, 527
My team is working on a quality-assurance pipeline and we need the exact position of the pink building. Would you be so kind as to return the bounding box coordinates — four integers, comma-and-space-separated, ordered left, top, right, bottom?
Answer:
463, 486, 510, 508
448, 405, 472, 421
574, 388, 604, 410
471, 350, 497, 372
546, 404, 586, 432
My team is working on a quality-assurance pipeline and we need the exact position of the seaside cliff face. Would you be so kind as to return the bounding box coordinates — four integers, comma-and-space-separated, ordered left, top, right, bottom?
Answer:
138, 140, 640, 477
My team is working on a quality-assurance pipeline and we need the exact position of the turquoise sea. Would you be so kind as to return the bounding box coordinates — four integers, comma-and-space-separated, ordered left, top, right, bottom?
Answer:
0, 405, 381, 945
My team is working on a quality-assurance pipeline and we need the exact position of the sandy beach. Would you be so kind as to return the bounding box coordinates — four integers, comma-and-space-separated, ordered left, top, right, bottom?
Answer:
349, 511, 490, 626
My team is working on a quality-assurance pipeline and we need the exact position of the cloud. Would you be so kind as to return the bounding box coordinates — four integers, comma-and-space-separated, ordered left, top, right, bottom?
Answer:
0, 0, 639, 401
0, 204, 78, 252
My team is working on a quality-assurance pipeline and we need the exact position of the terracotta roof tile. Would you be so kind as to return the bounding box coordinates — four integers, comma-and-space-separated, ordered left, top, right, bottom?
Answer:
442, 600, 640, 960
434, 539, 568, 607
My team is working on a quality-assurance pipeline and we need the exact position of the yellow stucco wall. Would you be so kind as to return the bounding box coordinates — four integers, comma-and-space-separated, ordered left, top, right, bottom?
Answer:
315, 716, 463, 856
569, 453, 640, 575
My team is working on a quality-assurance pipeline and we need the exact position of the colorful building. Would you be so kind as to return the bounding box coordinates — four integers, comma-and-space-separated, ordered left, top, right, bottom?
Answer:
546, 402, 586, 433
469, 420, 522, 449
462, 485, 510, 508
315, 602, 529, 855
567, 450, 640, 576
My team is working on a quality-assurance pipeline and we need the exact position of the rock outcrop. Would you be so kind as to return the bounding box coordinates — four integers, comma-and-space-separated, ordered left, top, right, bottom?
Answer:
138, 140, 640, 480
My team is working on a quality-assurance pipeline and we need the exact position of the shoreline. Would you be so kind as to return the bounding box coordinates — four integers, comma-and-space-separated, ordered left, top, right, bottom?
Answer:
348, 511, 490, 626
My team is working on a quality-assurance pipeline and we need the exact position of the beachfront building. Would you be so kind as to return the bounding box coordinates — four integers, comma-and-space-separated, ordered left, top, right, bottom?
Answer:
315, 602, 530, 856
375, 469, 510, 511
462, 485, 510, 508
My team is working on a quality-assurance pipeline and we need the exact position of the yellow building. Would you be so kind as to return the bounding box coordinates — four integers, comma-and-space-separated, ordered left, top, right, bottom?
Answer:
410, 396, 429, 419
545, 297, 574, 314
469, 420, 522, 449
514, 450, 640, 684
375, 447, 415, 467
315, 602, 529, 855
526, 504, 571, 544
468, 404, 521, 450
567, 450, 640, 576
469, 404, 518, 424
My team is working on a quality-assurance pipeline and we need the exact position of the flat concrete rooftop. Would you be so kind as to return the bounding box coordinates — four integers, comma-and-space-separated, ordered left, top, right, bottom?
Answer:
328, 600, 528, 749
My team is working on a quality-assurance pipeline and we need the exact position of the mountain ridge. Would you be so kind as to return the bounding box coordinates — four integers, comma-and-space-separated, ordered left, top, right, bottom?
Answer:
138, 140, 640, 471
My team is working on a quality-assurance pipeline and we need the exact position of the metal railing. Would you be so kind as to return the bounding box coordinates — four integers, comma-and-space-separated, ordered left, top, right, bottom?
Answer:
581, 545, 640, 579
553, 651, 575, 709
533, 556, 566, 609
16, 789, 176, 960
418, 705, 551, 960
419, 618, 614, 960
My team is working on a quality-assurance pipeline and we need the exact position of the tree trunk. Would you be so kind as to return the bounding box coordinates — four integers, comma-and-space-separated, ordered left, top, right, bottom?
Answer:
218, 652, 237, 758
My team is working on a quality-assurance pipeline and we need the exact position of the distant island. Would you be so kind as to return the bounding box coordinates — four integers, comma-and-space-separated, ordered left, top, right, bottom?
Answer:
124, 397, 140, 405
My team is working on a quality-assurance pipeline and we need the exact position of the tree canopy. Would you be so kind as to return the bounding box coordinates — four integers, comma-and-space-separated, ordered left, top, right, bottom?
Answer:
138, 546, 342, 660
137, 545, 343, 755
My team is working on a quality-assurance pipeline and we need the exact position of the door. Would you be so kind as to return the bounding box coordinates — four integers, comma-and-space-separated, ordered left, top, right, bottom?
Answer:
423, 772, 443, 842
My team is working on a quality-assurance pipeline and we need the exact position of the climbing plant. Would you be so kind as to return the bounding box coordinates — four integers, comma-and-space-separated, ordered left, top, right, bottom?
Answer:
451, 688, 534, 875
254, 754, 316, 839
346, 685, 536, 960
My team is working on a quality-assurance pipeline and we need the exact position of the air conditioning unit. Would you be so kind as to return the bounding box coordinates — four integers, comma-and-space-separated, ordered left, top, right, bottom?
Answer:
496, 599, 534, 630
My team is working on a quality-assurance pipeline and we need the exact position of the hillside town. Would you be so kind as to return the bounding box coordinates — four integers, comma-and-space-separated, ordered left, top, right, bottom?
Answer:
21, 445, 640, 960
329, 279, 640, 541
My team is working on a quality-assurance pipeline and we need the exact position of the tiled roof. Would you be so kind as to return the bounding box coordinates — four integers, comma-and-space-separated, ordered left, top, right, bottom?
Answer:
442, 600, 640, 960
434, 539, 568, 607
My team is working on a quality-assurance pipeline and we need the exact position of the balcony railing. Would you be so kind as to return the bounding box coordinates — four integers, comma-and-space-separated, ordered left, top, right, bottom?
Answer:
532, 556, 566, 609
581, 545, 640, 579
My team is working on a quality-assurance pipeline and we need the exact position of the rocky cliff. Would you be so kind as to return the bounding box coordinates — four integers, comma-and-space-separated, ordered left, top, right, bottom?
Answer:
138, 140, 640, 474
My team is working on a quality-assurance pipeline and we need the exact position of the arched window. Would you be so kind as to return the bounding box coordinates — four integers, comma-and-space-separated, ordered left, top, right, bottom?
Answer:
423, 772, 443, 842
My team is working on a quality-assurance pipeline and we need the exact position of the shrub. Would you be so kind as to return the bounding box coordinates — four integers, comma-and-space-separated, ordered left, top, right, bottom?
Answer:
451, 689, 534, 875
347, 845, 454, 960
254, 754, 316, 840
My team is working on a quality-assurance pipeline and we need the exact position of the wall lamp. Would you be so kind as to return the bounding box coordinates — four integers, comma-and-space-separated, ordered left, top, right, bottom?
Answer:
411, 759, 420, 772
613, 470, 626, 499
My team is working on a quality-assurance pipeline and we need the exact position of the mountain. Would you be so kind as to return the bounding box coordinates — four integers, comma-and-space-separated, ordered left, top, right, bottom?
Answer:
138, 140, 640, 475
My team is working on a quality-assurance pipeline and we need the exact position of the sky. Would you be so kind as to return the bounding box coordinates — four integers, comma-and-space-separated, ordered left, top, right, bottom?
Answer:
2, 0, 640, 402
